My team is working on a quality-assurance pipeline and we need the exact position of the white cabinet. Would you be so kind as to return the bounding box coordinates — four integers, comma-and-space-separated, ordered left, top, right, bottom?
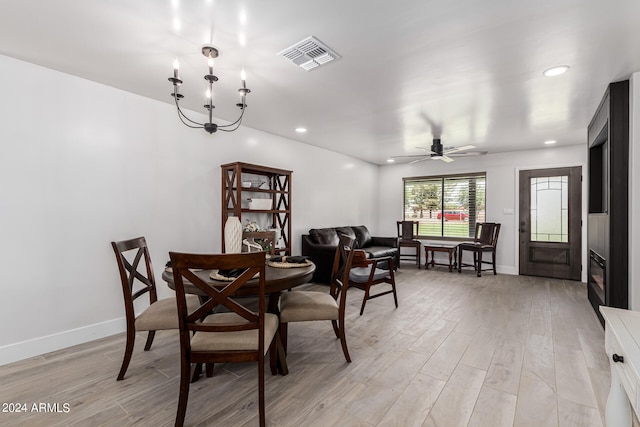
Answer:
600, 306, 640, 426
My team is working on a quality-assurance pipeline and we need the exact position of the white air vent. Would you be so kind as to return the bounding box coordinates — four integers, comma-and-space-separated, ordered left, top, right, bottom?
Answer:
277, 36, 341, 71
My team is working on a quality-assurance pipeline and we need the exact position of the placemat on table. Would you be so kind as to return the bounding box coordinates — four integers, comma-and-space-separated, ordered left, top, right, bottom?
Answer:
165, 267, 204, 274
267, 256, 312, 268
210, 269, 260, 281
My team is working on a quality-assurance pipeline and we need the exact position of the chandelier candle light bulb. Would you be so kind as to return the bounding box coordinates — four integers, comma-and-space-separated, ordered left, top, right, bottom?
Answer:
168, 45, 250, 134
173, 58, 179, 78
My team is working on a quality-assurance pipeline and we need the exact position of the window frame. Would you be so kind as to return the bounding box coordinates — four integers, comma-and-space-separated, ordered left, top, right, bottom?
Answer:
402, 171, 487, 241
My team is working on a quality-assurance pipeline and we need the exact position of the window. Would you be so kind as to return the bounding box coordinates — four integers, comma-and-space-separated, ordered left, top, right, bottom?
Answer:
403, 172, 486, 239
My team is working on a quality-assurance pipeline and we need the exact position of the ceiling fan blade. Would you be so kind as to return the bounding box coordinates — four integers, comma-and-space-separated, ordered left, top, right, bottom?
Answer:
448, 150, 488, 157
408, 157, 429, 164
391, 154, 429, 159
444, 144, 475, 154
441, 155, 454, 163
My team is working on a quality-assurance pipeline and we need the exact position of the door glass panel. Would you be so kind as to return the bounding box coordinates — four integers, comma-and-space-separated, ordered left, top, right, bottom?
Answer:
530, 176, 568, 242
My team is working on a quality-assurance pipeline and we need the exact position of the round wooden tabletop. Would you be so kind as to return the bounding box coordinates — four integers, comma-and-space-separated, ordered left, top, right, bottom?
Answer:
162, 263, 316, 297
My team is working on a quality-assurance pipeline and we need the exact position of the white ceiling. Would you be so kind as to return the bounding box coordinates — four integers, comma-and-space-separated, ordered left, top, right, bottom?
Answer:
1, 0, 639, 165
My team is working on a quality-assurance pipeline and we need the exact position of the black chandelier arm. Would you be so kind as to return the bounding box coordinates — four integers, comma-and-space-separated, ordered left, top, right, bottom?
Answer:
217, 107, 246, 130
175, 107, 204, 129
218, 114, 244, 131
218, 122, 242, 132
217, 118, 243, 132
174, 98, 205, 127
177, 114, 204, 129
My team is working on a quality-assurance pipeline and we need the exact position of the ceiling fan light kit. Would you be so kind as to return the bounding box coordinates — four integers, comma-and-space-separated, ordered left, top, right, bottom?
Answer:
168, 45, 250, 134
392, 138, 479, 164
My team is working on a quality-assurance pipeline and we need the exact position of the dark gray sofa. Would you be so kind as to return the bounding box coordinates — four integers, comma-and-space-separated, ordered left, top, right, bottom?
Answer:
301, 225, 399, 283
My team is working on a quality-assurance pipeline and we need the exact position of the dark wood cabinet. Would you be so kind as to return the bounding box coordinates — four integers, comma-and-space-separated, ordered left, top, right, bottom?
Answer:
221, 162, 292, 256
587, 80, 629, 326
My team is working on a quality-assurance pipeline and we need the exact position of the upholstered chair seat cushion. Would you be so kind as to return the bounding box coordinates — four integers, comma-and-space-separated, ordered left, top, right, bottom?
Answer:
349, 266, 391, 283
190, 312, 279, 354
365, 246, 398, 259
279, 291, 339, 322
459, 242, 494, 250
135, 295, 200, 331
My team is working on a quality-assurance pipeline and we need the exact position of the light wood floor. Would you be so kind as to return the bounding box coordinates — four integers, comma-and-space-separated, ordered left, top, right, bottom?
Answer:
0, 267, 609, 426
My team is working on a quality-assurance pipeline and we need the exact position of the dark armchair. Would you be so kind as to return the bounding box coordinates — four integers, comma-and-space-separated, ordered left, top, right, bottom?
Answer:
302, 225, 398, 283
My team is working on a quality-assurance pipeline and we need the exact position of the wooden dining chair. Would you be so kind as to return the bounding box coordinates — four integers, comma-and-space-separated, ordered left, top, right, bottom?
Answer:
279, 234, 356, 362
397, 220, 421, 268
348, 249, 398, 315
111, 236, 199, 381
170, 251, 284, 427
457, 222, 501, 277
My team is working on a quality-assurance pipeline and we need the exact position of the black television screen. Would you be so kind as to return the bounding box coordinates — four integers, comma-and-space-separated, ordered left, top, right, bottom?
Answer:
588, 124, 608, 213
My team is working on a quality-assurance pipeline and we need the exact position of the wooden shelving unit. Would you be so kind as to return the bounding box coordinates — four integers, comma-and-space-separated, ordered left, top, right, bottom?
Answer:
221, 162, 292, 256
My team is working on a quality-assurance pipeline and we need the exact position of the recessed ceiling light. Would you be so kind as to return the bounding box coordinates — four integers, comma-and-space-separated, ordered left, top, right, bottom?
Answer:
544, 140, 557, 145
543, 66, 569, 77
295, 127, 307, 133
387, 158, 395, 163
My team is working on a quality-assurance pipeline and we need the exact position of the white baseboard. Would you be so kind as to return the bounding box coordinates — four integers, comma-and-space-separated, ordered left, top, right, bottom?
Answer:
0, 317, 126, 366
497, 265, 517, 275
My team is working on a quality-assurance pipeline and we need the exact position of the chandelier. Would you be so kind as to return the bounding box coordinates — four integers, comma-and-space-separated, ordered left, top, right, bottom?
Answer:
168, 45, 250, 134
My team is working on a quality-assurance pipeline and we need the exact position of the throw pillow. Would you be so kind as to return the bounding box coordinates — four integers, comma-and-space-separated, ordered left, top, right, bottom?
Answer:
351, 225, 372, 248
335, 226, 357, 246
309, 228, 339, 246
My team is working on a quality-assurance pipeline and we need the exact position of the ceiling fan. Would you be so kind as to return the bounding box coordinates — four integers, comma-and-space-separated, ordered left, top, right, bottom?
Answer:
391, 139, 483, 164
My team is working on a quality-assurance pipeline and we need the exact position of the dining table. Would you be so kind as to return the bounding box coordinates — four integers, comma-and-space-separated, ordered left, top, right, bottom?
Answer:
162, 261, 316, 313
162, 261, 316, 375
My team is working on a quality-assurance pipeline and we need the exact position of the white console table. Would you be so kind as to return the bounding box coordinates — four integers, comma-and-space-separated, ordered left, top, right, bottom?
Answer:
600, 306, 640, 426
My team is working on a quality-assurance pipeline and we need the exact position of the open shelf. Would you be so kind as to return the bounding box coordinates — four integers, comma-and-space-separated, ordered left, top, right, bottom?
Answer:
221, 162, 292, 256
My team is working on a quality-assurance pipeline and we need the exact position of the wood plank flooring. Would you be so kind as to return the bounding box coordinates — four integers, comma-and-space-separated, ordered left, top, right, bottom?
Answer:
0, 267, 609, 426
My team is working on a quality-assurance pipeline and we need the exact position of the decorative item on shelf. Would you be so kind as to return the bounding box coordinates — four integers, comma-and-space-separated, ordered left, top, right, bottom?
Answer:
243, 220, 260, 232
243, 238, 263, 253
242, 180, 265, 189
168, 45, 250, 134
224, 216, 243, 253
247, 198, 272, 210
275, 225, 284, 249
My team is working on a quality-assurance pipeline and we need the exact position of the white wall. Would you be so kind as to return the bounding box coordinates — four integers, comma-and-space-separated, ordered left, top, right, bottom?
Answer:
377, 145, 587, 277
0, 55, 378, 365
